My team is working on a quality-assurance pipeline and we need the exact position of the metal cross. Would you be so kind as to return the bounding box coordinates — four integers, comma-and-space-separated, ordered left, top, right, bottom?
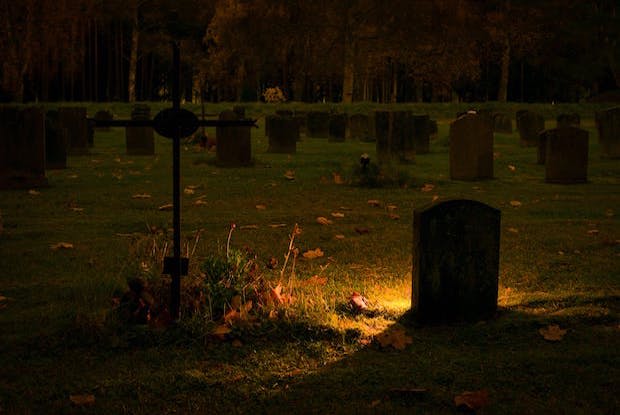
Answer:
90, 42, 256, 320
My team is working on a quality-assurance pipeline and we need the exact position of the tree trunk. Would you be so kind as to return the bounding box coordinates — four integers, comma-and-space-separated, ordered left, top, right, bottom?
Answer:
390, 63, 398, 103
341, 6, 355, 104
497, 36, 510, 102
128, 6, 139, 103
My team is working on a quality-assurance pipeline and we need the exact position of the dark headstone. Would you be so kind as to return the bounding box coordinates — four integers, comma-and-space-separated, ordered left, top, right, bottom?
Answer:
449, 114, 494, 180
94, 110, 113, 132
556, 113, 580, 128
0, 106, 48, 189
412, 114, 431, 154
517, 111, 545, 147
328, 113, 347, 142
412, 199, 500, 324
375, 111, 414, 162
595, 107, 620, 159
232, 106, 246, 118
347, 114, 371, 141
515, 109, 529, 132
537, 129, 551, 165
493, 113, 513, 134
545, 127, 589, 184
267, 116, 298, 153
264, 114, 277, 138
275, 110, 293, 117
59, 107, 89, 155
292, 111, 307, 137
45, 110, 67, 169
306, 111, 330, 138
429, 120, 438, 139
126, 104, 154, 155
216, 110, 252, 166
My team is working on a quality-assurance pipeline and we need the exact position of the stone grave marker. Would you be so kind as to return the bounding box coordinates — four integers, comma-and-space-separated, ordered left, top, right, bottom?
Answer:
412, 114, 431, 154
375, 110, 414, 162
328, 113, 347, 142
306, 111, 330, 138
292, 111, 307, 138
493, 112, 513, 134
232, 105, 246, 118
449, 113, 494, 180
595, 107, 620, 158
347, 114, 371, 141
0, 106, 48, 189
545, 126, 589, 184
429, 119, 438, 139
412, 199, 500, 324
515, 109, 529, 132
94, 110, 113, 132
216, 110, 252, 166
275, 109, 293, 117
45, 110, 68, 169
537, 129, 551, 165
59, 107, 89, 155
517, 111, 545, 147
126, 104, 155, 155
267, 115, 298, 153
556, 113, 580, 128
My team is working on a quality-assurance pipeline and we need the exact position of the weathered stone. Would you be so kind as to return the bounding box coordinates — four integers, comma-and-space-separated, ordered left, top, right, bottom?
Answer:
493, 113, 513, 134
328, 113, 347, 142
232, 105, 246, 118
595, 107, 620, 159
556, 113, 580, 128
59, 107, 89, 155
264, 114, 277, 138
292, 111, 307, 137
45, 110, 67, 169
347, 114, 370, 141
375, 111, 414, 162
216, 110, 252, 166
537, 129, 551, 165
412, 114, 431, 154
94, 110, 113, 132
429, 119, 438, 139
515, 109, 529, 132
545, 127, 589, 184
517, 111, 545, 147
267, 116, 298, 153
0, 106, 48, 189
412, 199, 500, 324
126, 104, 154, 155
306, 111, 330, 138
449, 114, 494, 180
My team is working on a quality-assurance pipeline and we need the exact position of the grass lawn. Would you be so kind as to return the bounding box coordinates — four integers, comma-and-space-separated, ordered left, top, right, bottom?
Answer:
0, 102, 619, 414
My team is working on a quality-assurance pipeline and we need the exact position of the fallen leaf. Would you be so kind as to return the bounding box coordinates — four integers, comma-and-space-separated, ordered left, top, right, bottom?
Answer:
50, 242, 74, 250
303, 275, 327, 286
587, 229, 600, 235
303, 248, 324, 259
70, 207, 84, 212
132, 193, 152, 199
194, 200, 208, 206
212, 324, 232, 339
508, 227, 519, 233
284, 170, 295, 180
454, 390, 489, 411
605, 209, 614, 217
112, 172, 123, 180
421, 183, 434, 192
270, 283, 288, 304
69, 394, 95, 406
28, 189, 40, 195
367, 199, 381, 207
239, 225, 259, 230
0, 295, 7, 302
186, 184, 202, 190
255, 204, 267, 210
339, 206, 353, 211
508, 164, 516, 171
331, 212, 345, 218
387, 204, 398, 211
389, 214, 400, 220
268, 223, 287, 228
539, 324, 567, 341
376, 325, 413, 350
333, 172, 345, 184
355, 227, 370, 234
158, 204, 173, 211
432, 195, 439, 202
184, 187, 195, 195
369, 399, 381, 408
316, 216, 333, 225
350, 292, 368, 312
510, 200, 522, 207
334, 234, 346, 240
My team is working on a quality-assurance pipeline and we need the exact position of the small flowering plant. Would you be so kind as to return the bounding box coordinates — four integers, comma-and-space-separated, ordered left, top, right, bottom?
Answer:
263, 86, 286, 103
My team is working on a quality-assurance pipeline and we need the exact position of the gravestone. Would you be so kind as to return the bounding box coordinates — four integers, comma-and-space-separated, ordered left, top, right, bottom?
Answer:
267, 116, 298, 153
545, 127, 589, 184
347, 114, 371, 141
517, 111, 545, 147
429, 119, 438, 139
595, 107, 620, 158
0, 106, 48, 189
232, 105, 246, 118
449, 113, 494, 180
275, 109, 293, 117
216, 110, 252, 166
556, 113, 580, 128
412, 199, 500, 323
537, 129, 551, 165
412, 114, 431, 154
493, 113, 513, 134
292, 111, 307, 137
126, 104, 155, 155
328, 113, 347, 142
306, 111, 330, 138
45, 110, 68, 169
375, 110, 414, 162
59, 107, 89, 155
94, 110, 113, 132
515, 109, 529, 132
264, 114, 277, 138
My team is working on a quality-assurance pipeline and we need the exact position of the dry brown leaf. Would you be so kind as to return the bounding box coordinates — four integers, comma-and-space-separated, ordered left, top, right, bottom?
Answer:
268, 223, 287, 228
212, 324, 232, 338
50, 242, 74, 250
339, 206, 353, 211
421, 183, 435, 192
454, 390, 489, 411
183, 187, 195, 195
376, 326, 413, 350
132, 193, 151, 199
367, 199, 381, 207
389, 214, 400, 220
508, 164, 516, 171
316, 216, 333, 225
303, 248, 324, 259
70, 207, 84, 212
69, 394, 95, 406
255, 204, 267, 210
350, 292, 368, 312
239, 225, 259, 230
432, 195, 439, 202
303, 275, 328, 286
539, 324, 567, 341
508, 227, 519, 233
158, 204, 173, 211
355, 227, 370, 234
605, 209, 614, 217
186, 184, 202, 190
334, 234, 346, 240
587, 229, 600, 235
28, 189, 40, 195
194, 200, 208, 206
331, 212, 345, 218
333, 172, 345, 184
284, 170, 295, 180
510, 200, 522, 207
387, 204, 398, 211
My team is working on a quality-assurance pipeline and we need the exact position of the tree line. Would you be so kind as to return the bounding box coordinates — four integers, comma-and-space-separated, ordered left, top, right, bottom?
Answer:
0, 0, 617, 103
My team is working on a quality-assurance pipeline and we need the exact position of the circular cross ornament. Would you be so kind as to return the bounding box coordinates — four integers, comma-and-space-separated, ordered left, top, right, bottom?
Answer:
153, 108, 199, 139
